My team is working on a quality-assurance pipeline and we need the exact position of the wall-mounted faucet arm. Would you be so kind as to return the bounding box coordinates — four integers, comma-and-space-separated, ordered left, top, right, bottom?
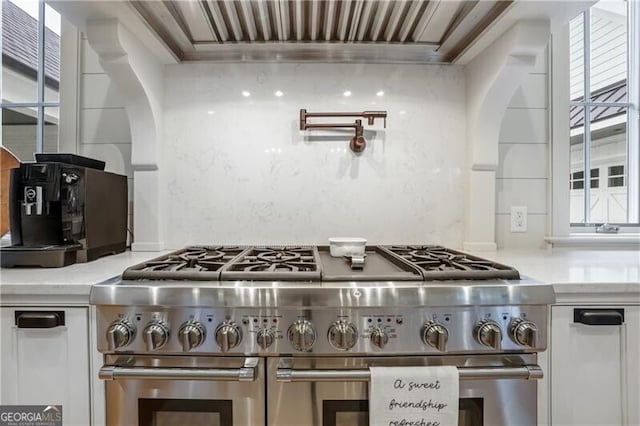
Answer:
299, 109, 386, 153
362, 111, 387, 127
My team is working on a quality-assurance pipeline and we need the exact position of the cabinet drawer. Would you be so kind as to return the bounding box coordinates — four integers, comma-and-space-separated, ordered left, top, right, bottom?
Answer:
0, 307, 91, 426
550, 305, 640, 426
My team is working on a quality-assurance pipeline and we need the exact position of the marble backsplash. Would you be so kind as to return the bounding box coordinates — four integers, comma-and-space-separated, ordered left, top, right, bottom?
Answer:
162, 63, 466, 248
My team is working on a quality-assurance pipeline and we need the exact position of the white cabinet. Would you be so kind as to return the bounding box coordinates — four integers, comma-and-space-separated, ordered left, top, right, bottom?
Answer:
0, 307, 91, 426
550, 305, 640, 426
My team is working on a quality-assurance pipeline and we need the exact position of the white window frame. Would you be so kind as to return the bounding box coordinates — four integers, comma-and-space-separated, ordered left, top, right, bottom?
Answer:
550, 0, 640, 244
1, 0, 60, 153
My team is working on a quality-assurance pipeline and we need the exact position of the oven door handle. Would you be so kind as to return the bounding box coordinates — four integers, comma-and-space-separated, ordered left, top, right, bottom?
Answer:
100, 358, 258, 382
276, 365, 543, 382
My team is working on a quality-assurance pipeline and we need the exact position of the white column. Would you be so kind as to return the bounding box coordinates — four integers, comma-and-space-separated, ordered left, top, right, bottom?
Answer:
464, 20, 551, 251
131, 170, 163, 251
86, 19, 164, 251
465, 169, 497, 251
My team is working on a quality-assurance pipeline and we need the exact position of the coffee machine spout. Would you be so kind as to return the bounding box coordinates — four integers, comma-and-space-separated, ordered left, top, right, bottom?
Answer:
23, 186, 43, 216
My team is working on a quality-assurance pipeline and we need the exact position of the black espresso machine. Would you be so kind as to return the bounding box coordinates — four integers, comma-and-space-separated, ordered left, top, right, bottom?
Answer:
1, 154, 128, 267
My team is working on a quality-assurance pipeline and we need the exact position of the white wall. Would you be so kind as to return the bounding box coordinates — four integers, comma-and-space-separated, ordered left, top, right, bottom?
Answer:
75, 41, 553, 250
161, 63, 467, 248
78, 35, 134, 235
496, 49, 549, 249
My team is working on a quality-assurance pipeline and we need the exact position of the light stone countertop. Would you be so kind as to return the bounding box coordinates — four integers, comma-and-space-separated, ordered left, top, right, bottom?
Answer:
0, 250, 171, 297
0, 248, 638, 301
469, 249, 640, 299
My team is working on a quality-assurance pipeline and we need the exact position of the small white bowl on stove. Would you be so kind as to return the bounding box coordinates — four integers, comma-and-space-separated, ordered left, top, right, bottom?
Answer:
328, 237, 367, 257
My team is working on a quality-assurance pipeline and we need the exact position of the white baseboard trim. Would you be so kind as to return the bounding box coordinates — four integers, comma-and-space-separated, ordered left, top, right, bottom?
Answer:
463, 242, 498, 251
131, 241, 165, 251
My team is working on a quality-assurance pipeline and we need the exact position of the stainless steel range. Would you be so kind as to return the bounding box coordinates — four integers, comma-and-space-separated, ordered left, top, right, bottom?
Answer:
91, 245, 554, 426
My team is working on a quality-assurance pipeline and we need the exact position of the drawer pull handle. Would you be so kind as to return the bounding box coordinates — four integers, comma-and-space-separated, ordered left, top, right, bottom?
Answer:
15, 311, 65, 328
574, 309, 624, 326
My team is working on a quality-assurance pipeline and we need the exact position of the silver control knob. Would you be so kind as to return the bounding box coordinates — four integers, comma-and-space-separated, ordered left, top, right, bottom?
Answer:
369, 327, 389, 349
256, 328, 275, 350
287, 320, 316, 352
106, 318, 136, 350
474, 319, 502, 350
215, 321, 242, 352
328, 320, 358, 351
178, 320, 206, 352
143, 320, 170, 351
509, 317, 538, 347
421, 321, 449, 352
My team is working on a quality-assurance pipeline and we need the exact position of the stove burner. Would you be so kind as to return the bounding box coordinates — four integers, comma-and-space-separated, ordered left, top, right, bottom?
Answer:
122, 246, 247, 280
385, 245, 520, 280
407, 248, 497, 271
256, 249, 303, 264
145, 248, 232, 272
122, 245, 519, 282
221, 247, 321, 280
245, 263, 302, 272
141, 248, 228, 272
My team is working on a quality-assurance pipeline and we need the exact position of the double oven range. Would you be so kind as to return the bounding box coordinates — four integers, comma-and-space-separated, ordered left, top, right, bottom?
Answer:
91, 245, 554, 426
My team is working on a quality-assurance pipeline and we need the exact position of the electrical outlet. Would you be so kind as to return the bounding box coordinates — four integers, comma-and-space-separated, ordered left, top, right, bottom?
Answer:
510, 206, 528, 233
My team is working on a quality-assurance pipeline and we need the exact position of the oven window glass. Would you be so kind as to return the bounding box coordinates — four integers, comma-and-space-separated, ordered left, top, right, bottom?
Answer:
459, 398, 484, 425
335, 412, 368, 426
323, 401, 368, 426
139, 399, 232, 426
155, 412, 221, 426
323, 398, 483, 426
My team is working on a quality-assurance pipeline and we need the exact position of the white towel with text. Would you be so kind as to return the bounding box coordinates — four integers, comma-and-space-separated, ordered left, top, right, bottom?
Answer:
369, 366, 459, 426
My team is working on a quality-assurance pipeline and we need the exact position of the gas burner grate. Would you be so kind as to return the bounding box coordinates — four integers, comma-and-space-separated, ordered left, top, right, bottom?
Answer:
122, 246, 248, 280
221, 246, 322, 281
383, 245, 520, 280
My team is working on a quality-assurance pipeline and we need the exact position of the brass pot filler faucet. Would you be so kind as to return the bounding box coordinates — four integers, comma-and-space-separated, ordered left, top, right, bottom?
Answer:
299, 109, 387, 153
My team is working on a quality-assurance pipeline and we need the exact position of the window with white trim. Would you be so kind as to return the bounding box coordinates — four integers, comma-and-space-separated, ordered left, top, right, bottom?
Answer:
570, 168, 599, 190
1, 0, 61, 161
568, 0, 639, 226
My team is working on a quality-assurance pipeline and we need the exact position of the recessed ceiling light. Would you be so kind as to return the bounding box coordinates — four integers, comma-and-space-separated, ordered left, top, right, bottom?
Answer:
399, 110, 406, 115
275, 90, 284, 97
242, 91, 251, 97
343, 90, 352, 97
376, 91, 384, 97
207, 110, 215, 115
